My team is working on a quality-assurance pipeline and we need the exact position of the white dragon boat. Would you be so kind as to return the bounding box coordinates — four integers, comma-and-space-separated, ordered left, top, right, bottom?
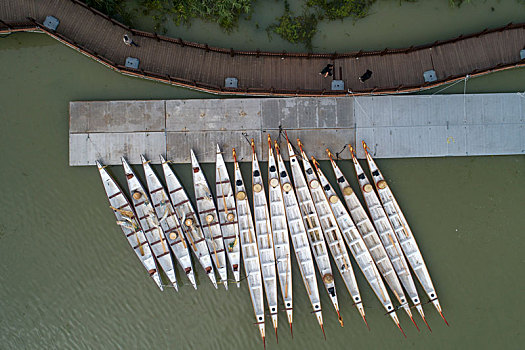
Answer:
122, 157, 178, 290
363, 141, 447, 328
267, 136, 293, 335
141, 155, 197, 290
348, 146, 421, 330
215, 145, 241, 287
251, 140, 279, 339
97, 161, 162, 290
190, 150, 228, 289
232, 148, 266, 347
284, 137, 341, 327
274, 141, 325, 338
160, 155, 217, 289
297, 140, 365, 328
312, 159, 405, 336
327, 149, 417, 329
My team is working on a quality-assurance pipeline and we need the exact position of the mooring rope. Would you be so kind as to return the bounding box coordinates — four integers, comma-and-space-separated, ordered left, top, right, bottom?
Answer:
430, 77, 466, 95
463, 74, 469, 123
86, 133, 104, 163
334, 144, 347, 160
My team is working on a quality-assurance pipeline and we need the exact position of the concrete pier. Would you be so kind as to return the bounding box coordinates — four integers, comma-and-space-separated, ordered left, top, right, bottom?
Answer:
69, 94, 525, 165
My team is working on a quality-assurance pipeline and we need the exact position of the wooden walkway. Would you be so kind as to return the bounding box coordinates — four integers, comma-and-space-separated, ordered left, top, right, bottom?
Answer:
1, 0, 525, 96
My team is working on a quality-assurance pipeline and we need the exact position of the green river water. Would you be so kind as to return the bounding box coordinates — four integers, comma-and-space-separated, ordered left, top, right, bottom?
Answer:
1, 0, 525, 349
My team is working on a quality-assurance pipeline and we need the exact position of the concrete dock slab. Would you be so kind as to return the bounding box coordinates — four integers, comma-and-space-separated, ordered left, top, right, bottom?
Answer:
69, 132, 166, 166
70, 100, 165, 133
69, 94, 525, 165
354, 94, 524, 158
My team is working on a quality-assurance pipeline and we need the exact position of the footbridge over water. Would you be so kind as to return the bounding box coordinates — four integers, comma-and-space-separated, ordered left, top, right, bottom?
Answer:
1, 0, 525, 96
69, 93, 525, 166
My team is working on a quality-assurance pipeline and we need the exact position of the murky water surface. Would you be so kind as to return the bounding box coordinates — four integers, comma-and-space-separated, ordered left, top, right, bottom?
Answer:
1, 0, 525, 348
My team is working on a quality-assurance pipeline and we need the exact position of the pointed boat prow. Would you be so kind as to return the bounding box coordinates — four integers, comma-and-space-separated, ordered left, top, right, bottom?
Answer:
337, 310, 344, 327
297, 138, 304, 152
289, 322, 293, 338
432, 300, 449, 326
326, 148, 336, 166
439, 310, 449, 326
397, 322, 407, 338
311, 156, 320, 169
320, 323, 326, 340
362, 141, 374, 161
422, 314, 432, 332
284, 133, 295, 155
274, 140, 280, 153
409, 313, 420, 332
258, 323, 266, 349
414, 304, 429, 331
362, 313, 370, 331
232, 148, 238, 162
251, 138, 255, 154
348, 145, 360, 165
348, 144, 356, 156
267, 134, 272, 150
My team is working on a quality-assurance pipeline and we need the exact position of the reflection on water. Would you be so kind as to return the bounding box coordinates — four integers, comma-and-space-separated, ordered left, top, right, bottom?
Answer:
133, 0, 525, 52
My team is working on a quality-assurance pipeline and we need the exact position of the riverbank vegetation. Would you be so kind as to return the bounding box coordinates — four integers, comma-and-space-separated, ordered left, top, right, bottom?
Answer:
84, 0, 524, 48
85, 0, 252, 32
266, 1, 318, 49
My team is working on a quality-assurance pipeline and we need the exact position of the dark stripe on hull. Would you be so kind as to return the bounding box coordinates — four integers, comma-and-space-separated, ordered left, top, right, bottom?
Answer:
109, 191, 122, 199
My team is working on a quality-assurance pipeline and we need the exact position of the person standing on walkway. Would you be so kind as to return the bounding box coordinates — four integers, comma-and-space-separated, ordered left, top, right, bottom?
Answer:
359, 69, 372, 82
320, 64, 334, 78
123, 33, 139, 47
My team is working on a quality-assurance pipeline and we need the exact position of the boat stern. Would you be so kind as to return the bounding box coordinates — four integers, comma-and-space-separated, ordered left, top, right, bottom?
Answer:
166, 269, 178, 292
95, 160, 105, 170
190, 149, 198, 168
207, 268, 218, 289
121, 156, 133, 175
151, 271, 163, 291
219, 267, 228, 290
188, 271, 198, 290
234, 270, 241, 288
